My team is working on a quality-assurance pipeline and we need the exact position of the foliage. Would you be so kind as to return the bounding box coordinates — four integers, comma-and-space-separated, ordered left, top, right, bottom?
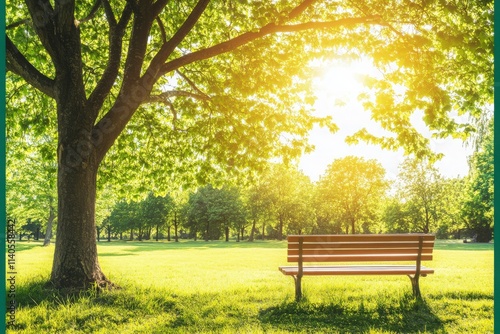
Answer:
461, 119, 494, 242
6, 84, 57, 243
256, 164, 315, 239
395, 158, 444, 233
183, 185, 246, 241
315, 156, 388, 234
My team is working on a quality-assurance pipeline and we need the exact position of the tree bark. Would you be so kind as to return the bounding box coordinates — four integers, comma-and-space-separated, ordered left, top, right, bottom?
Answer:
51, 157, 110, 289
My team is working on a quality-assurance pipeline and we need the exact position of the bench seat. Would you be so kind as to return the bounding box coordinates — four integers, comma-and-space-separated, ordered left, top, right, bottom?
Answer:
279, 265, 434, 276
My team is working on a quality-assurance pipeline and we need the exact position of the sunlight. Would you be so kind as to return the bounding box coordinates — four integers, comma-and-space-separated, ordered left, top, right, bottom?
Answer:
300, 59, 471, 182
312, 60, 370, 114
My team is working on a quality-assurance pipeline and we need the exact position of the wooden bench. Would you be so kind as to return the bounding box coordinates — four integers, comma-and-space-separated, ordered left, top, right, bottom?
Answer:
279, 234, 435, 301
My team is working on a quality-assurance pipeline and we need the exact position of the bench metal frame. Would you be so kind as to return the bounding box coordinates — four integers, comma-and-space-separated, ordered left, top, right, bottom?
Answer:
279, 234, 435, 301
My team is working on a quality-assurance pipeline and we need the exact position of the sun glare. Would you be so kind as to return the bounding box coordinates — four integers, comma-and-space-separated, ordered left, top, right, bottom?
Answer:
300, 59, 471, 183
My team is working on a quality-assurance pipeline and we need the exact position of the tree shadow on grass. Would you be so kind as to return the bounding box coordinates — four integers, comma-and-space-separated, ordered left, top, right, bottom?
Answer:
10, 241, 45, 252
259, 295, 444, 333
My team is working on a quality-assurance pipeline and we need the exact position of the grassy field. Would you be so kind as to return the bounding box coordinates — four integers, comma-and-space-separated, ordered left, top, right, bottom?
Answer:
7, 239, 493, 333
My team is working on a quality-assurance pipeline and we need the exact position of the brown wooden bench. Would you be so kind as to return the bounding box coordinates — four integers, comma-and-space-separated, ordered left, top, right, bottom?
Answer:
279, 234, 435, 301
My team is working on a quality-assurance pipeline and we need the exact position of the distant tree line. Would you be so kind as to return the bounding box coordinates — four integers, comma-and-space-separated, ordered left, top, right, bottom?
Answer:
8, 120, 493, 244
97, 121, 493, 242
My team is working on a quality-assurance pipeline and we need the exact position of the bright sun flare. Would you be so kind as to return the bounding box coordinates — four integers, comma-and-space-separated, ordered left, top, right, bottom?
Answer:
300, 59, 471, 183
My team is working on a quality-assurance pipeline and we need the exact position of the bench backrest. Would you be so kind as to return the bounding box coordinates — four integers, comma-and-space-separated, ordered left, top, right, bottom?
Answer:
287, 234, 435, 263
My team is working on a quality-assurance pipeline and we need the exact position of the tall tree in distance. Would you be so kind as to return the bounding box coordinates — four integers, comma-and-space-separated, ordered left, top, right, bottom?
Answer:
6, 1, 492, 289
316, 156, 388, 234
396, 158, 443, 233
462, 119, 493, 242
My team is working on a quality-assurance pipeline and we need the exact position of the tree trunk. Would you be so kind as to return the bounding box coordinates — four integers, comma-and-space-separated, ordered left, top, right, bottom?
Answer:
174, 217, 179, 242
167, 226, 171, 241
225, 226, 229, 242
107, 226, 111, 242
249, 219, 256, 242
278, 216, 283, 241
156, 224, 159, 241
262, 222, 265, 240
43, 205, 55, 246
51, 159, 110, 289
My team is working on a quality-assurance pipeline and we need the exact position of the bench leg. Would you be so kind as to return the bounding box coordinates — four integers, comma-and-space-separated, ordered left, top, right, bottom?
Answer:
293, 275, 302, 302
408, 275, 421, 299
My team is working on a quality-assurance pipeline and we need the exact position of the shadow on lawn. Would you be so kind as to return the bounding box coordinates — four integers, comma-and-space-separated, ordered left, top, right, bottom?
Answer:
259, 296, 444, 333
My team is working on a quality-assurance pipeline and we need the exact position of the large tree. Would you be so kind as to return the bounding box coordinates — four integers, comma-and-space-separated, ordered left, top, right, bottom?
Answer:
6, 1, 492, 289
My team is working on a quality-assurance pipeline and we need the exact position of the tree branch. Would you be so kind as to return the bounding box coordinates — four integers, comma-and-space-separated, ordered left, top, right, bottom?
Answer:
176, 70, 210, 99
6, 19, 31, 30
156, 17, 168, 44
160, 15, 383, 75
76, 0, 102, 26
145, 90, 210, 104
6, 35, 56, 99
145, 0, 211, 81
25, 0, 59, 62
87, 3, 134, 120
283, 0, 318, 23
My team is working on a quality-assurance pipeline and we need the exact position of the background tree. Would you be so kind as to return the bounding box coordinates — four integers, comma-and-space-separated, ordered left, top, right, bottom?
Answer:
184, 185, 215, 241
243, 179, 274, 241
436, 177, 468, 239
6, 0, 492, 289
261, 164, 314, 239
461, 119, 493, 242
107, 200, 142, 241
382, 198, 411, 234
6, 135, 57, 246
316, 156, 388, 234
396, 158, 443, 233
141, 192, 175, 241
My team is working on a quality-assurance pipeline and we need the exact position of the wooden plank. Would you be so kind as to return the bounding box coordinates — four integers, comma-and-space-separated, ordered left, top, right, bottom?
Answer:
279, 265, 435, 276
287, 234, 435, 243
288, 248, 434, 256
287, 254, 433, 262
288, 241, 435, 250
287, 243, 435, 250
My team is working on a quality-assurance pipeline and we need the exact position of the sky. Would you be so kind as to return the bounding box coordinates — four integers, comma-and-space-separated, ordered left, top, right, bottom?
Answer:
298, 60, 473, 182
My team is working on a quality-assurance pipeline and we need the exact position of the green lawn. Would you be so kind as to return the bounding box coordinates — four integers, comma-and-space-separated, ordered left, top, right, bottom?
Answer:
7, 239, 493, 333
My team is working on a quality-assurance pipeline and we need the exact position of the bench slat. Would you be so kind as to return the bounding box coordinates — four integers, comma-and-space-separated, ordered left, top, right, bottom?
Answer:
287, 234, 435, 243
279, 265, 435, 276
288, 254, 433, 262
288, 241, 434, 250
288, 248, 434, 256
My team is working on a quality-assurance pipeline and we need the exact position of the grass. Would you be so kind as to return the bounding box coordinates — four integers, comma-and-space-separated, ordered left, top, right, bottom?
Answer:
6, 239, 493, 333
